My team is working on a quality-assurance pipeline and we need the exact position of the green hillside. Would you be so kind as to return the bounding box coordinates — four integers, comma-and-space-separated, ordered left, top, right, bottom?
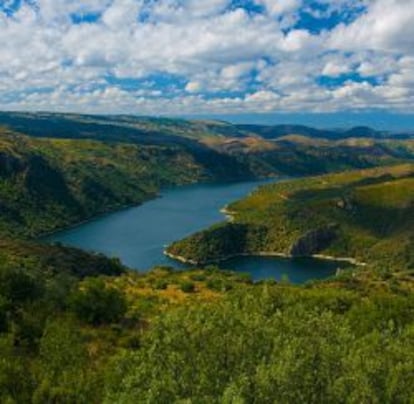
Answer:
1, 112, 413, 238
206, 135, 414, 176
167, 164, 414, 275
0, 131, 211, 237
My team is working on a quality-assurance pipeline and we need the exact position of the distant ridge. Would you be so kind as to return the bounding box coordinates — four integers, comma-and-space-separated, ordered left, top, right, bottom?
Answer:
235, 123, 413, 140
0, 111, 412, 141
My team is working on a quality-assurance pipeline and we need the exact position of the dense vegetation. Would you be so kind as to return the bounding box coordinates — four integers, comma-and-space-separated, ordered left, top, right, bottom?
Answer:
0, 112, 413, 402
107, 284, 414, 403
1, 254, 413, 403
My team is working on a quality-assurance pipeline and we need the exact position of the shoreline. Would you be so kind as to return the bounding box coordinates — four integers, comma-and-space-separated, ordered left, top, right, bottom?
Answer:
37, 176, 278, 240
37, 194, 159, 239
219, 206, 237, 222
172, 199, 367, 268
164, 250, 367, 267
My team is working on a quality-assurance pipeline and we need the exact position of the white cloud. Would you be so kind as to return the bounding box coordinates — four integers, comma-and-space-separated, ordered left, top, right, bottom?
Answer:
102, 0, 142, 29
328, 0, 414, 53
322, 61, 350, 77
256, 0, 302, 16
0, 0, 413, 115
185, 81, 202, 93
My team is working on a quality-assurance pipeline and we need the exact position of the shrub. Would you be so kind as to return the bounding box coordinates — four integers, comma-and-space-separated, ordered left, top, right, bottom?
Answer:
206, 279, 233, 292
0, 267, 44, 306
180, 281, 195, 293
153, 280, 169, 290
190, 273, 207, 282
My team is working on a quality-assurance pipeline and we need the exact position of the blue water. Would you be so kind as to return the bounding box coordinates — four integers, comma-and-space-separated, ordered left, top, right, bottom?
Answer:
43, 179, 346, 283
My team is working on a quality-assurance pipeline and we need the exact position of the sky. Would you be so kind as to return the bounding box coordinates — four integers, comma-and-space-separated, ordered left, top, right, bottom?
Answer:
1, 0, 414, 129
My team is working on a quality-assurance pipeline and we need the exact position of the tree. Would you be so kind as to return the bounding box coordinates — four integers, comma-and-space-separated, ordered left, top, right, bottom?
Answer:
0, 267, 43, 307
69, 278, 126, 325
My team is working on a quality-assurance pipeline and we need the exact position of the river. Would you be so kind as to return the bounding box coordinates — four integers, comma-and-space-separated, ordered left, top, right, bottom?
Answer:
43, 179, 347, 283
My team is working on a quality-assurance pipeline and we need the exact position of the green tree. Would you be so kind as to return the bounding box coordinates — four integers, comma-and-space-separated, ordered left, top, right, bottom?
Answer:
69, 278, 126, 325
0, 267, 43, 307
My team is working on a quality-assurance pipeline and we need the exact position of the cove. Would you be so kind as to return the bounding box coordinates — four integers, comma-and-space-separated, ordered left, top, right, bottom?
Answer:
43, 179, 348, 283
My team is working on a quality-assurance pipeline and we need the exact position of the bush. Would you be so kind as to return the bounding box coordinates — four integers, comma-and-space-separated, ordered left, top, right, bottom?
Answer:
0, 267, 44, 306
190, 273, 207, 282
180, 281, 195, 293
153, 280, 169, 290
0, 296, 7, 332
206, 279, 233, 292
69, 279, 127, 325
205, 265, 220, 273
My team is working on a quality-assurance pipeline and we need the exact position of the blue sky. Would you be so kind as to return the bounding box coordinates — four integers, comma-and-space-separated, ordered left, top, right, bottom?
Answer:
0, 0, 414, 129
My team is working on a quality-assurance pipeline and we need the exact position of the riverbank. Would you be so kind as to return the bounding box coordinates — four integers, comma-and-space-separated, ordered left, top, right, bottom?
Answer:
39, 177, 276, 240
38, 193, 159, 239
219, 206, 237, 222
164, 249, 366, 267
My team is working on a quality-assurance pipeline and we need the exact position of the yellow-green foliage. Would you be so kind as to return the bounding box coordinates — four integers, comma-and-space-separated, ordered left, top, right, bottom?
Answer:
105, 284, 414, 404
2, 242, 414, 403
108, 266, 251, 320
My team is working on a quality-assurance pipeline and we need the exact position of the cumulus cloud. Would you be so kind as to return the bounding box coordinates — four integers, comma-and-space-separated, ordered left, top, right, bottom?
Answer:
322, 61, 351, 77
256, 0, 302, 16
0, 0, 413, 114
328, 0, 414, 53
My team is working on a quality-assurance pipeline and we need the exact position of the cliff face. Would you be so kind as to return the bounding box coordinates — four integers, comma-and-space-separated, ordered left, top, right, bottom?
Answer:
165, 222, 271, 264
289, 225, 338, 257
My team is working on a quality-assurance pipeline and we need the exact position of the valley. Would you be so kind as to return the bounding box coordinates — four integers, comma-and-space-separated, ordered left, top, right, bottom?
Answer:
0, 112, 413, 402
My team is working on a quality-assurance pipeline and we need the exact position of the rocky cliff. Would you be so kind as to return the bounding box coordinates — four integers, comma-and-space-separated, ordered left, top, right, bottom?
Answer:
289, 225, 338, 256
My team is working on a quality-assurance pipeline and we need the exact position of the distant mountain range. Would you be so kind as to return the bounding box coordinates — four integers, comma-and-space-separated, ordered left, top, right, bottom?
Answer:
0, 111, 413, 143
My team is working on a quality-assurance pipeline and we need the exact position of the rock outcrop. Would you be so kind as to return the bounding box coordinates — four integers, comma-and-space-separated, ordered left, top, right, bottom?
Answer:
290, 224, 338, 256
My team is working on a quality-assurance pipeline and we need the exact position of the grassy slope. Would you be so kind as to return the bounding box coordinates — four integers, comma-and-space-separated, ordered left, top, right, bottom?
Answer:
167, 164, 414, 275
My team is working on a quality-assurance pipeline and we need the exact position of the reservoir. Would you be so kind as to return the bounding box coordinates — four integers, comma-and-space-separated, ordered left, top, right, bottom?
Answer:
43, 179, 347, 283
